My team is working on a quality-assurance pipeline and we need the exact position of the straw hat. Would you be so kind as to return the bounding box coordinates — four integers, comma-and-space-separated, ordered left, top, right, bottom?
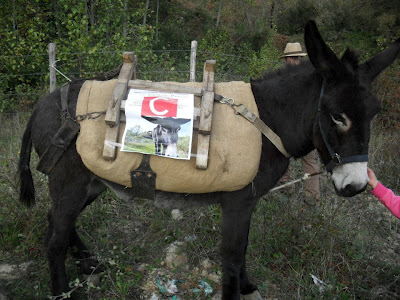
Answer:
280, 42, 307, 58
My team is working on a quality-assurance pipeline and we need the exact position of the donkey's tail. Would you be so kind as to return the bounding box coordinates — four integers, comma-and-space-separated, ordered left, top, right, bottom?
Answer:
18, 113, 36, 207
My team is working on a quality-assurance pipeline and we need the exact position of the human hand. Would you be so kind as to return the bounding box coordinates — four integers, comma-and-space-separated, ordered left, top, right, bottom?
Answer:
367, 167, 378, 189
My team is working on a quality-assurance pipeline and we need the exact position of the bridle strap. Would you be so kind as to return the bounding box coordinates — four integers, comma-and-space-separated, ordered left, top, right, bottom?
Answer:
315, 80, 368, 172
324, 154, 369, 173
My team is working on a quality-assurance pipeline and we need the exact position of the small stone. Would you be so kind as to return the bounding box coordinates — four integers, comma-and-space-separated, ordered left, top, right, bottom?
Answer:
135, 263, 149, 273
165, 242, 188, 268
171, 209, 183, 220
212, 291, 222, 300
200, 258, 212, 270
208, 273, 221, 284
0, 262, 33, 280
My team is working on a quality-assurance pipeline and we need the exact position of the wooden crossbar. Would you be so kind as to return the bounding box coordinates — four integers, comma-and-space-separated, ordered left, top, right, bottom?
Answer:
196, 60, 216, 169
102, 52, 137, 161
128, 80, 203, 96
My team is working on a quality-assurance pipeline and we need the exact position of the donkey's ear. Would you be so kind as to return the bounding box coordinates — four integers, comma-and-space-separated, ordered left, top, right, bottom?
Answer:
304, 20, 343, 81
359, 38, 400, 82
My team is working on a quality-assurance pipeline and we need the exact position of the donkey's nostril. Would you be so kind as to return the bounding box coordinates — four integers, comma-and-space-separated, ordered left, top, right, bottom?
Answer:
336, 183, 367, 197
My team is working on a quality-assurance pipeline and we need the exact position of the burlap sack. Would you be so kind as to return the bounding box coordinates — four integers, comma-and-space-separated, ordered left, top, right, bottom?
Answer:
76, 80, 262, 193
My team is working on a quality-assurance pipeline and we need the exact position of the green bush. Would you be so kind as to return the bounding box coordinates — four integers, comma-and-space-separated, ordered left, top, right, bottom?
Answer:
276, 0, 318, 35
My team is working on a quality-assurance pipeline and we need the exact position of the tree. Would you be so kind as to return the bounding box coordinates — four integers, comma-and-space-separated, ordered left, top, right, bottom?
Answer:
276, 0, 317, 35
216, 0, 222, 27
143, 0, 150, 25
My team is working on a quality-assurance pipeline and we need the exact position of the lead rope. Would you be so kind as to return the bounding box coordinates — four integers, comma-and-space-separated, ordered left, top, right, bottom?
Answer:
269, 171, 323, 192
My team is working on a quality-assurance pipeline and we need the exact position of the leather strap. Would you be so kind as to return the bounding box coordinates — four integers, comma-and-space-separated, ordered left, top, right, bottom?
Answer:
60, 84, 70, 122
235, 104, 292, 158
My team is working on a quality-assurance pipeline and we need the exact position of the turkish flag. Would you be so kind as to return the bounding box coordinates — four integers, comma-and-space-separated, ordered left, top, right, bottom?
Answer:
141, 97, 178, 117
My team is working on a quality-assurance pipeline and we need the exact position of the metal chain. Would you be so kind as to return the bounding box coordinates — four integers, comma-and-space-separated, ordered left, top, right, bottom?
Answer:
75, 110, 107, 122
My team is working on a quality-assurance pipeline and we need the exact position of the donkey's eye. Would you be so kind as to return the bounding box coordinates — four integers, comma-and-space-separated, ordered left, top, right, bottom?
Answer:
331, 113, 352, 132
331, 114, 346, 125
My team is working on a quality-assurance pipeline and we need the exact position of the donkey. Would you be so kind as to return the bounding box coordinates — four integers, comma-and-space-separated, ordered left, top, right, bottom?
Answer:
143, 116, 190, 157
147, 117, 191, 157
19, 21, 400, 299
152, 123, 180, 156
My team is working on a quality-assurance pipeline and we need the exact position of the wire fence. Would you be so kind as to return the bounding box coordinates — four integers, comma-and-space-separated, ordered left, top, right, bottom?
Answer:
0, 43, 398, 117
0, 45, 282, 113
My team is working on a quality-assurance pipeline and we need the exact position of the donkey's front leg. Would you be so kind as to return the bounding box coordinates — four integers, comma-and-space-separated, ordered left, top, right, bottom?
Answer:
155, 142, 161, 155
220, 191, 260, 300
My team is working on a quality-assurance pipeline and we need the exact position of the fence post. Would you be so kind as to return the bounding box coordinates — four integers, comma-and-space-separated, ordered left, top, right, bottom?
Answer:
190, 40, 197, 82
49, 43, 56, 92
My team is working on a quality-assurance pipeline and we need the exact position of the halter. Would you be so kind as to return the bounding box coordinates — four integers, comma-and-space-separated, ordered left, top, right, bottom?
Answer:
315, 80, 369, 172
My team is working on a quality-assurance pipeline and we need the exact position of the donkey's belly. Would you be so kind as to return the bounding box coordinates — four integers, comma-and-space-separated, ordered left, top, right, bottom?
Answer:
76, 80, 262, 193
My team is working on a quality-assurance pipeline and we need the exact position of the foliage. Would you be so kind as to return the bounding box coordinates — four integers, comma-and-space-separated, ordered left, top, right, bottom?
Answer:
198, 28, 238, 79
0, 0, 399, 119
276, 0, 318, 35
248, 30, 283, 78
317, 0, 374, 33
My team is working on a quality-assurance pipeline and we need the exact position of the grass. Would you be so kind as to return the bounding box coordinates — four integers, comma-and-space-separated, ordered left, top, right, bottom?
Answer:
0, 112, 399, 299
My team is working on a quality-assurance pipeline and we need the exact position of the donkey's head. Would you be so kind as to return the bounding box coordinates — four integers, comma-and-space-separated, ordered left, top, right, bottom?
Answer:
305, 21, 400, 197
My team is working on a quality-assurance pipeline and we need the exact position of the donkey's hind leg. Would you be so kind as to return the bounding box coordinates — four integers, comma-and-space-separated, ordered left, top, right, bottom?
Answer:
69, 178, 107, 275
69, 228, 105, 275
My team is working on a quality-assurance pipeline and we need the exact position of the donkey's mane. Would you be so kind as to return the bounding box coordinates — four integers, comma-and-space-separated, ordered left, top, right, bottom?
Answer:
261, 60, 315, 81
251, 61, 320, 112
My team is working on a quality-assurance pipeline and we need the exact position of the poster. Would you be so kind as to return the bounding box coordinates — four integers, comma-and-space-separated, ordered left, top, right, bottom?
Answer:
121, 89, 194, 160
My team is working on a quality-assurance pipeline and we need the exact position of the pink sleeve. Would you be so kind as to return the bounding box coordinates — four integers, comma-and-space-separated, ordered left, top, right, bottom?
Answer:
371, 182, 400, 219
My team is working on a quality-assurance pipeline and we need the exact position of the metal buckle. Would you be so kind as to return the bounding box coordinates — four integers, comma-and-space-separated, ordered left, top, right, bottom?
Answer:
219, 97, 236, 106
333, 153, 341, 164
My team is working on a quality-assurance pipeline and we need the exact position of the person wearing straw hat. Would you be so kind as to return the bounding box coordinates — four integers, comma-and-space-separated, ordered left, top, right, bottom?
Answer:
280, 42, 321, 204
280, 42, 308, 65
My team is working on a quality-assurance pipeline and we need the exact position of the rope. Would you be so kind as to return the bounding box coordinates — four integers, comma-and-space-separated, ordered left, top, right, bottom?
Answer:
269, 171, 323, 192
50, 60, 72, 82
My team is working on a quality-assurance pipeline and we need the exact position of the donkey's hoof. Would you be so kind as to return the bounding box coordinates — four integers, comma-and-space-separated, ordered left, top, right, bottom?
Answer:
240, 290, 265, 300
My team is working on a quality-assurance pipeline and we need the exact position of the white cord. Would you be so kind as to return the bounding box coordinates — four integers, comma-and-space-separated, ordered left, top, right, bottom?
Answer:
50, 60, 72, 82
270, 173, 311, 192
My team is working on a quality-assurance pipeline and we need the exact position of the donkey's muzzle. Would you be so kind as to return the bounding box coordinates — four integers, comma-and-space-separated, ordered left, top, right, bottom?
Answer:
335, 182, 367, 197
